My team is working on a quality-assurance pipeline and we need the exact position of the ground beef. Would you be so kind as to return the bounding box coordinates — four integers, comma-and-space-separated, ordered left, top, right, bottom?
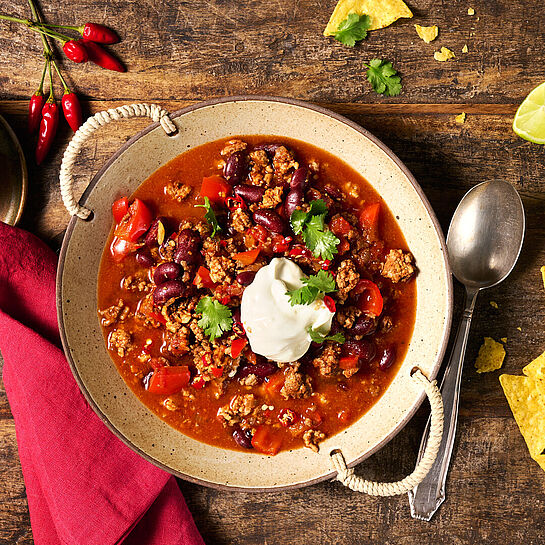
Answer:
221, 139, 247, 157
335, 259, 360, 302
381, 249, 415, 282
98, 299, 130, 326
109, 328, 132, 356
261, 186, 284, 209
121, 274, 152, 293
208, 255, 236, 284
249, 150, 274, 187
379, 315, 394, 333
165, 326, 190, 355
231, 208, 252, 233
217, 394, 258, 425
336, 305, 361, 329
280, 366, 312, 399
239, 374, 259, 386
272, 146, 298, 184
159, 239, 177, 261
312, 341, 341, 376
165, 181, 192, 202
303, 429, 326, 453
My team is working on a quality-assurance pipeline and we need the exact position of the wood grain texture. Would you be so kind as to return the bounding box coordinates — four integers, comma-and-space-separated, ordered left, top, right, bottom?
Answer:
0, 0, 545, 542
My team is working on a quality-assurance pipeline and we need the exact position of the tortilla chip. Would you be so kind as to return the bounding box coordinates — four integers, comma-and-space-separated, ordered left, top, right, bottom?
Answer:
324, 0, 413, 35
467, 7, 475, 15
517, 327, 522, 331
490, 301, 498, 309
434, 47, 455, 62
523, 350, 545, 381
415, 24, 438, 43
462, 44, 469, 53
501, 337, 507, 343
500, 374, 545, 465
541, 266, 545, 290
455, 113, 466, 124
475, 337, 505, 373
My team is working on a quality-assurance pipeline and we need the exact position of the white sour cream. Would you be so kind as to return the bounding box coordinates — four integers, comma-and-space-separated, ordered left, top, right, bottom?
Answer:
240, 257, 334, 363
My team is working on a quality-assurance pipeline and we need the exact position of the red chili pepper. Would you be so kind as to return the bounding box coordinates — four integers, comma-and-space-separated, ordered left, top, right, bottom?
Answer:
323, 295, 336, 313
81, 39, 126, 72
35, 99, 59, 165
28, 92, 45, 134
62, 91, 83, 132
81, 23, 119, 44
63, 39, 89, 63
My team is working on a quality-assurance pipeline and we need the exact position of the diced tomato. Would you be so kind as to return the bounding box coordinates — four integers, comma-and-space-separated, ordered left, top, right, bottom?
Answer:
337, 237, 350, 255
278, 408, 299, 428
321, 259, 331, 270
264, 372, 284, 394
114, 198, 153, 243
110, 236, 139, 262
148, 309, 167, 325
339, 355, 359, 369
329, 216, 352, 236
359, 203, 380, 240
323, 295, 336, 313
251, 425, 283, 456
230, 337, 248, 359
191, 377, 206, 389
272, 235, 291, 253
233, 248, 260, 265
193, 266, 217, 289
353, 279, 383, 317
210, 366, 224, 378
289, 245, 313, 259
150, 357, 166, 371
112, 196, 129, 223
147, 366, 190, 395
200, 175, 231, 204
305, 408, 323, 426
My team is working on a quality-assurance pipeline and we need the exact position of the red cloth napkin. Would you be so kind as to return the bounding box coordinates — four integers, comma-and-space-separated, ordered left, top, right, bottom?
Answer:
0, 222, 205, 545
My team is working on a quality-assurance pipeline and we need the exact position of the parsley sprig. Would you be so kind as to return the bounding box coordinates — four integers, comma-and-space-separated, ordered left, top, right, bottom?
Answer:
290, 200, 340, 260
308, 328, 345, 344
195, 296, 232, 341
333, 13, 371, 47
365, 59, 402, 97
195, 197, 221, 237
286, 270, 336, 306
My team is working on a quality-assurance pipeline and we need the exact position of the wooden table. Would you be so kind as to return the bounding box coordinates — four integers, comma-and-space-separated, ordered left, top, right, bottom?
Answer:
1, 0, 545, 542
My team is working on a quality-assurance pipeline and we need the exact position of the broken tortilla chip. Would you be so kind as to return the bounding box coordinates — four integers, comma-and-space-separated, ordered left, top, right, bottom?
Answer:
475, 337, 505, 373
462, 44, 469, 53
324, 0, 413, 35
415, 24, 438, 43
523, 349, 545, 382
541, 266, 545, 290
490, 301, 498, 309
467, 7, 475, 15
434, 47, 455, 62
501, 337, 507, 343
500, 374, 545, 469
455, 112, 466, 124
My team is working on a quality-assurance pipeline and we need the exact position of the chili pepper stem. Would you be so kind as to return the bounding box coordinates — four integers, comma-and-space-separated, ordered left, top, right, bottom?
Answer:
51, 60, 70, 92
36, 59, 47, 93
39, 22, 83, 33
0, 14, 72, 42
47, 59, 54, 101
26, 0, 52, 58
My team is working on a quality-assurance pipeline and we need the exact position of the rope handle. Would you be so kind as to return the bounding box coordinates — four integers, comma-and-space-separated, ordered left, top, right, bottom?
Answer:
331, 368, 444, 496
59, 103, 177, 219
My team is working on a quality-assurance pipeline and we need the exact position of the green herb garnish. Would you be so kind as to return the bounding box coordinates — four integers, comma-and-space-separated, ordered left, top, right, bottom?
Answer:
365, 59, 402, 97
195, 197, 221, 237
286, 270, 336, 306
195, 296, 233, 341
333, 13, 371, 47
290, 200, 340, 260
308, 328, 345, 344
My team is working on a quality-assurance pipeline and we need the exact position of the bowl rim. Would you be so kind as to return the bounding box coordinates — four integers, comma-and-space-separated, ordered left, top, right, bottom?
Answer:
57, 95, 453, 491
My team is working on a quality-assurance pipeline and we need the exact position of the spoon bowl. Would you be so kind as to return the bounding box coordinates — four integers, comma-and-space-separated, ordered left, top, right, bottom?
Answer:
447, 180, 525, 289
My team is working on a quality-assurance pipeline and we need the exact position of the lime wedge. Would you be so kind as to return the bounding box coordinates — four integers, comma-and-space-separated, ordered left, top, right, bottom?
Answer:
513, 81, 545, 144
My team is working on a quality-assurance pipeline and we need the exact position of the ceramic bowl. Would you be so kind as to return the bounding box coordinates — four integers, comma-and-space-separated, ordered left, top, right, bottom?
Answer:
57, 96, 452, 490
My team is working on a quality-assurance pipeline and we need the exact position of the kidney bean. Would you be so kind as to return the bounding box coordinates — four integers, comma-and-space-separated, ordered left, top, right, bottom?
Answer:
135, 247, 155, 268
232, 427, 253, 449
144, 217, 169, 247
238, 361, 278, 379
379, 346, 397, 371
342, 339, 377, 364
253, 143, 280, 155
233, 184, 265, 203
351, 316, 377, 337
284, 187, 304, 219
153, 262, 182, 285
223, 151, 247, 184
323, 184, 343, 200
174, 229, 201, 264
236, 270, 256, 286
290, 167, 308, 190
153, 279, 186, 305
253, 209, 285, 233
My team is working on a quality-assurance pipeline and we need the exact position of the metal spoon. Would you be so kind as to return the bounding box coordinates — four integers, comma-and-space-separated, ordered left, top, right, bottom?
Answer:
408, 179, 525, 521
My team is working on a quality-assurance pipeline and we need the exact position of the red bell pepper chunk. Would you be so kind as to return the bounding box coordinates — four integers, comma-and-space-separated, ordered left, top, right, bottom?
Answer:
233, 248, 260, 266
264, 372, 285, 394
193, 266, 217, 289
230, 338, 248, 359
147, 366, 190, 395
149, 357, 166, 371
114, 198, 153, 243
359, 203, 381, 240
329, 216, 352, 236
251, 425, 283, 456
210, 366, 224, 378
339, 355, 360, 370
353, 279, 383, 317
200, 175, 231, 204
110, 236, 139, 262
112, 196, 129, 223
192, 377, 206, 389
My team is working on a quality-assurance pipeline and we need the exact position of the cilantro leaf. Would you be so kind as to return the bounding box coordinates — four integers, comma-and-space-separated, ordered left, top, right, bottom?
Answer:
195, 197, 221, 237
365, 59, 402, 97
308, 328, 345, 344
333, 13, 371, 47
195, 296, 233, 341
289, 200, 340, 260
286, 270, 336, 306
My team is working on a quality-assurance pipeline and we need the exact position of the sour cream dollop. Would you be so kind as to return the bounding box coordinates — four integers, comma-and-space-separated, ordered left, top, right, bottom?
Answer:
240, 257, 334, 363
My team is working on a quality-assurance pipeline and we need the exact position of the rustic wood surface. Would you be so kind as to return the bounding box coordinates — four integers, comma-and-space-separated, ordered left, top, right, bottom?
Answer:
1, 0, 545, 542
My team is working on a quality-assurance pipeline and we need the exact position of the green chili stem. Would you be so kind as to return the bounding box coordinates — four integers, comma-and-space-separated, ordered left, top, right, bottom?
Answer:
0, 14, 72, 42
51, 60, 69, 92
40, 22, 82, 32
47, 59, 54, 101
36, 59, 48, 93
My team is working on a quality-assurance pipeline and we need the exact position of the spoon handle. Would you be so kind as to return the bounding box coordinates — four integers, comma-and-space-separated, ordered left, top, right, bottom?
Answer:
408, 286, 479, 521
